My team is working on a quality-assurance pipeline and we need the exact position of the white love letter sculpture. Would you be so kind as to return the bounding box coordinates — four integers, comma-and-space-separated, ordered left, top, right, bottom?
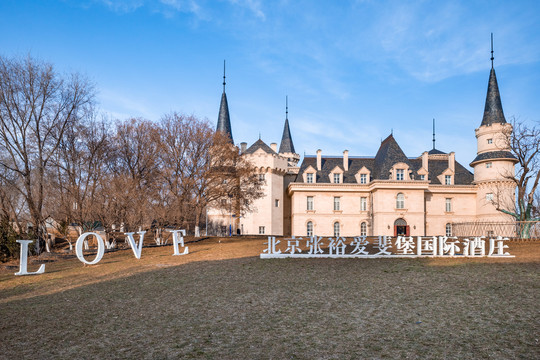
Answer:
75, 232, 105, 265
14, 240, 45, 276
170, 229, 188, 256
124, 231, 146, 259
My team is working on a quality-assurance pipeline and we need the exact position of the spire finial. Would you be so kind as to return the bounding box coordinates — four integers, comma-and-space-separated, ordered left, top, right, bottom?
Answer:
259, 132, 261, 140
432, 118, 436, 150
223, 60, 226, 92
490, 33, 494, 69
286, 95, 288, 120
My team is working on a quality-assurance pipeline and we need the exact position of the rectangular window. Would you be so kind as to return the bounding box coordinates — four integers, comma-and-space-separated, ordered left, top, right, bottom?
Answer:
486, 162, 492, 168
445, 175, 452, 185
307, 196, 314, 211
259, 226, 265, 234
333, 173, 340, 183
419, 174, 425, 181
275, 199, 279, 207
334, 197, 340, 211
306, 173, 314, 183
486, 193, 494, 202
445, 198, 452, 212
360, 197, 367, 211
360, 174, 367, 184
396, 169, 404, 181
487, 138, 493, 144
259, 174, 265, 181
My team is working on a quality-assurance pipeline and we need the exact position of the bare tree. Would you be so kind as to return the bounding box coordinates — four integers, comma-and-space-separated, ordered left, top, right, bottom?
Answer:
107, 118, 161, 232
158, 113, 263, 236
0, 55, 94, 253
496, 119, 540, 237
47, 113, 111, 247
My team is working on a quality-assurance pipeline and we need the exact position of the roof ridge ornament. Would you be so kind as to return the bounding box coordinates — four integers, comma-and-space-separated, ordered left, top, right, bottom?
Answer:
286, 95, 288, 120
491, 33, 494, 69
223, 60, 226, 93
432, 118, 436, 150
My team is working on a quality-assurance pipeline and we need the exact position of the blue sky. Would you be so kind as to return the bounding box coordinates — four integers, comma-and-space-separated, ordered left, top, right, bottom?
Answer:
1, 0, 539, 167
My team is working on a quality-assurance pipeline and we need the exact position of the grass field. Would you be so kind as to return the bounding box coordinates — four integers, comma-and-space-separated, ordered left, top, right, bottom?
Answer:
1, 237, 539, 359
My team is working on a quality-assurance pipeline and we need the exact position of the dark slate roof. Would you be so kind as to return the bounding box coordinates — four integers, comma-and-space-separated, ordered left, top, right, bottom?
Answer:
279, 118, 296, 154
373, 135, 410, 180
409, 158, 474, 185
245, 139, 277, 155
217, 92, 233, 143
470, 150, 517, 166
428, 148, 446, 155
295, 135, 474, 185
481, 68, 507, 127
295, 155, 474, 185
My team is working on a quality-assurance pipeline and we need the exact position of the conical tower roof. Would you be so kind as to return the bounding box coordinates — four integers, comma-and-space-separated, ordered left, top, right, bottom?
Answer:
480, 67, 507, 127
279, 98, 295, 154
216, 61, 233, 143
279, 118, 295, 153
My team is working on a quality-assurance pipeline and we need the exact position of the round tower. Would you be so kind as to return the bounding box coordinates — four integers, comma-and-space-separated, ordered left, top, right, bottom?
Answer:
470, 43, 517, 221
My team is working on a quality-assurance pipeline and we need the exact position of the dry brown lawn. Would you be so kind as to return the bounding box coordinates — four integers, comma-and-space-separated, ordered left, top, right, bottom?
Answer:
0, 237, 539, 359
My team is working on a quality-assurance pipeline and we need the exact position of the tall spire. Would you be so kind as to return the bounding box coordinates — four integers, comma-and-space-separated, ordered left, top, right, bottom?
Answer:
279, 96, 296, 154
480, 34, 507, 127
216, 60, 233, 143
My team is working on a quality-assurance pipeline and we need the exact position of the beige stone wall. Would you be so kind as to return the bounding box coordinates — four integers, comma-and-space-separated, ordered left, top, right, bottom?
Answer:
425, 187, 477, 236
371, 185, 426, 236
289, 182, 487, 237
239, 149, 288, 235
473, 123, 517, 222
475, 122, 512, 154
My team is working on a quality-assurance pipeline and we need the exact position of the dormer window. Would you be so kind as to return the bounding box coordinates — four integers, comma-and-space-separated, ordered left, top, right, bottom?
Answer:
360, 174, 367, 184
333, 173, 341, 184
445, 175, 452, 185
306, 173, 314, 183
396, 169, 404, 181
418, 174, 425, 181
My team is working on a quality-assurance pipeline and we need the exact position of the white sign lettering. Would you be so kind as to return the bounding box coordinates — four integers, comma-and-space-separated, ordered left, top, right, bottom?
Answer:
125, 231, 146, 259
170, 229, 188, 256
76, 232, 105, 265
14, 240, 46, 276
260, 236, 514, 258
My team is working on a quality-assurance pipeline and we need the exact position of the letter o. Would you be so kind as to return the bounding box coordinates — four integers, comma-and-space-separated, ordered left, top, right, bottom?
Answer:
75, 232, 105, 265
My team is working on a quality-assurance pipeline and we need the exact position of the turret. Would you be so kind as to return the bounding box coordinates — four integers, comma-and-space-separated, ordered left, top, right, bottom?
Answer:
470, 35, 517, 221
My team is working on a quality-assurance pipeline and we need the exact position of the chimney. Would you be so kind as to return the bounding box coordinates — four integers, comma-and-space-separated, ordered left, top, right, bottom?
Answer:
316, 149, 322, 171
240, 142, 247, 154
422, 151, 428, 171
270, 143, 277, 152
343, 150, 349, 171
449, 152, 455, 172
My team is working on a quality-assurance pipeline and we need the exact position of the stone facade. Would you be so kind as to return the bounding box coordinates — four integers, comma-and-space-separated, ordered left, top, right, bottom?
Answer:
210, 63, 517, 237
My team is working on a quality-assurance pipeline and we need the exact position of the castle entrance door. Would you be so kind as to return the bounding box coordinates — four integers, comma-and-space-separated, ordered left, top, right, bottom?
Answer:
394, 218, 409, 236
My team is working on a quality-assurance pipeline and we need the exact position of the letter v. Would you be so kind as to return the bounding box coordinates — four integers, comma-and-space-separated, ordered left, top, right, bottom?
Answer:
125, 231, 146, 259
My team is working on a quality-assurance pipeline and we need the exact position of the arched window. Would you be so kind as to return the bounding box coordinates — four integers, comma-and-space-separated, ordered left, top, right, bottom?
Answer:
396, 193, 405, 209
307, 221, 313, 237
446, 223, 452, 237
333, 222, 340, 237
360, 222, 367, 236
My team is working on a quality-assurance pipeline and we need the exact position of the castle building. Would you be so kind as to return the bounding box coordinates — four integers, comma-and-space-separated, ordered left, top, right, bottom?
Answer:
211, 54, 516, 237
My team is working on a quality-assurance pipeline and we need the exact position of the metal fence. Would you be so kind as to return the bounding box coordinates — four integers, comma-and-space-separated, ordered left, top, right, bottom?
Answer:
452, 221, 540, 240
